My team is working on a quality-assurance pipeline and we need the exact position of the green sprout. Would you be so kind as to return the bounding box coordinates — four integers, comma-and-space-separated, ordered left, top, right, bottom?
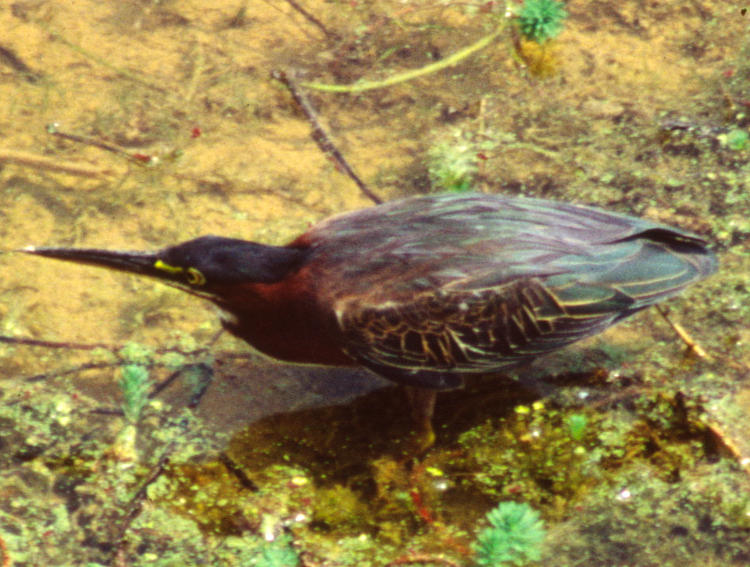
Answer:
518, 0, 568, 44
473, 501, 546, 566
566, 413, 588, 441
721, 128, 748, 151
119, 364, 150, 424
257, 536, 300, 567
428, 128, 495, 192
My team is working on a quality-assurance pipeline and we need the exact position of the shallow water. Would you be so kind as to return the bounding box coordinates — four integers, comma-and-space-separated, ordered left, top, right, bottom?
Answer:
0, 1, 748, 565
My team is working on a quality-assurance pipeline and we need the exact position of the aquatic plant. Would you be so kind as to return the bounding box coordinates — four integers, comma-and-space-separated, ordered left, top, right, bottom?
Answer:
428, 128, 495, 192
722, 128, 748, 151
119, 363, 151, 424
257, 536, 300, 567
518, 0, 568, 44
472, 501, 546, 566
565, 413, 588, 441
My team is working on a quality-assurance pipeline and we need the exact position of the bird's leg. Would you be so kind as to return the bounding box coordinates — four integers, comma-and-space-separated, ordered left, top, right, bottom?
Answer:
404, 386, 437, 453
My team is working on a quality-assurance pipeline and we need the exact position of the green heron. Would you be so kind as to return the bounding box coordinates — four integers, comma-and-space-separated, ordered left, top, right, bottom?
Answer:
24, 192, 717, 444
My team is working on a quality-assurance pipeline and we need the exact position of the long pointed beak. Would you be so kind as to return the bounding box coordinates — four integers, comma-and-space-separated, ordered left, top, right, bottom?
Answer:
21, 245, 166, 280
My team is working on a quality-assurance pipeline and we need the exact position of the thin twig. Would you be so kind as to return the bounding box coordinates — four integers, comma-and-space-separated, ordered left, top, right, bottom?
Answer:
218, 451, 259, 491
113, 448, 173, 562
187, 364, 214, 408
150, 365, 193, 399
0, 334, 115, 350
0, 148, 112, 177
41, 24, 165, 93
27, 359, 215, 387
24, 362, 120, 383
654, 304, 709, 359
183, 39, 204, 104
0, 334, 211, 357
0, 43, 42, 82
272, 70, 382, 205
47, 123, 153, 165
144, 362, 215, 407
702, 419, 750, 474
89, 407, 126, 416
284, 0, 338, 40
301, 25, 505, 93
496, 141, 568, 167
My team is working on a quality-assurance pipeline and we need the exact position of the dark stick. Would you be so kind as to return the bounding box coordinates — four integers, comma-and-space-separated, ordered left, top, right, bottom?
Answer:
0, 334, 114, 351
271, 70, 383, 205
47, 123, 153, 165
24, 362, 119, 383
113, 448, 173, 563
284, 0, 339, 40
187, 365, 214, 408
89, 363, 209, 417
0, 333, 212, 356
0, 44, 42, 82
150, 366, 193, 399
218, 451, 260, 491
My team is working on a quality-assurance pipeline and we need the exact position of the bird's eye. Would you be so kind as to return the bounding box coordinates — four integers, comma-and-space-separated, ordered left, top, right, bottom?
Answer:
186, 267, 206, 285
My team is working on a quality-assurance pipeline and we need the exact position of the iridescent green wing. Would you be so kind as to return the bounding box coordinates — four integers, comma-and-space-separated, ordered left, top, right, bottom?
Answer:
335, 233, 714, 391
336, 277, 617, 390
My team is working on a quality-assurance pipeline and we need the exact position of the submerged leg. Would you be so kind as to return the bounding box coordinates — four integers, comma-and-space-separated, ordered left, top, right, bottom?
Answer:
404, 386, 437, 452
